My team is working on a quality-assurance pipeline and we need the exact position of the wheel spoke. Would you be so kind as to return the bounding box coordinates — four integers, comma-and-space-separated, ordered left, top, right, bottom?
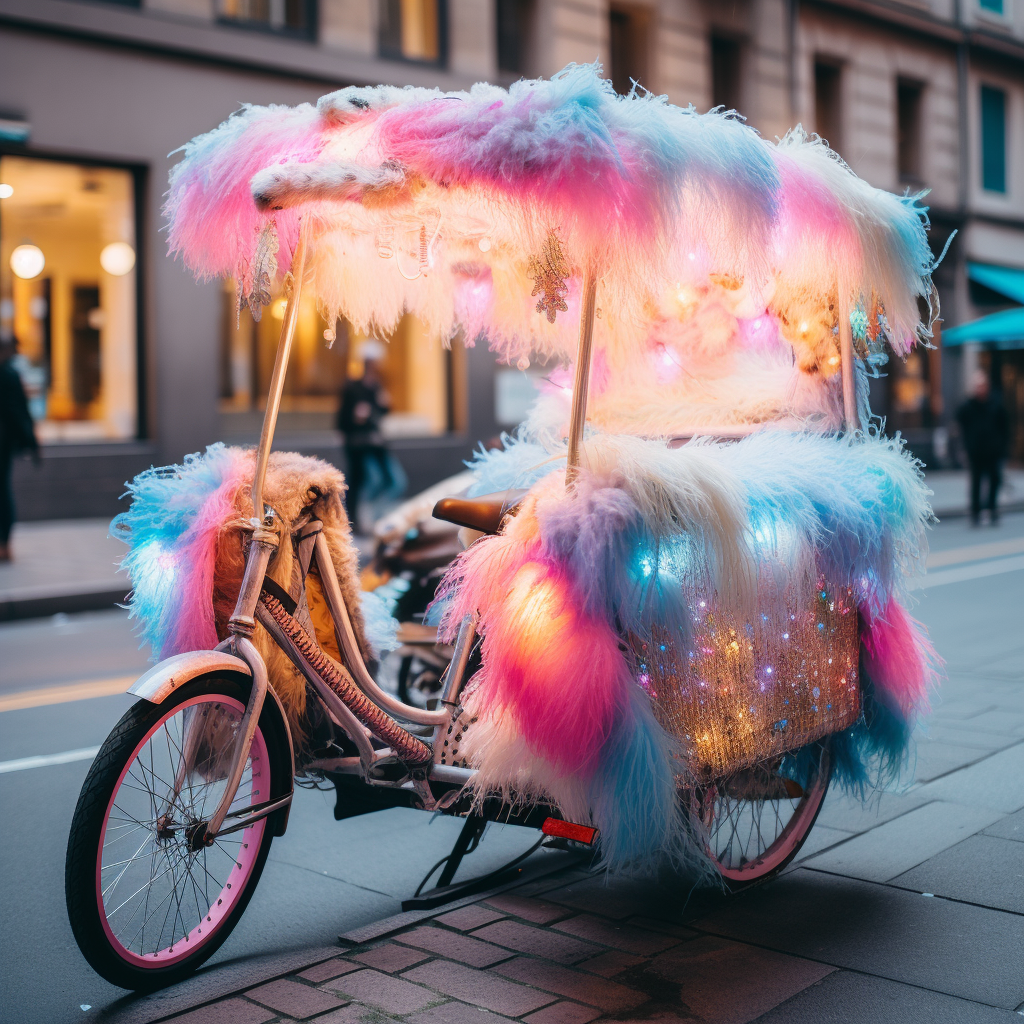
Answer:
703, 748, 831, 882
92, 692, 270, 964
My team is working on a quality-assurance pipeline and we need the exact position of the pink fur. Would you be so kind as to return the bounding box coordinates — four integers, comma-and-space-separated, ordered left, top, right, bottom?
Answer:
860, 600, 939, 722
374, 89, 661, 253
166, 104, 323, 280
440, 510, 628, 777
164, 454, 250, 655
774, 156, 862, 289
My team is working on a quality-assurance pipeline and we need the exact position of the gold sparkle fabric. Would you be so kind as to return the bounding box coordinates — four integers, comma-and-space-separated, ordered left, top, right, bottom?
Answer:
636, 580, 861, 780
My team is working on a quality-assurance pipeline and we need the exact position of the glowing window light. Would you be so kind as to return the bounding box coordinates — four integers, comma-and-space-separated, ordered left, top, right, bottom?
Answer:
0, 183, 13, 199
10, 244, 45, 280
100, 241, 136, 276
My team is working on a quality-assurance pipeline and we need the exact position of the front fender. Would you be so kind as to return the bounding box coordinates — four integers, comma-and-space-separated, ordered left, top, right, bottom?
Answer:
129, 650, 254, 702
127, 650, 295, 836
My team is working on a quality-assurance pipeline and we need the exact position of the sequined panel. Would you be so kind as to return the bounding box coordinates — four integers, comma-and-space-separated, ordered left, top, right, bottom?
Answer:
636, 581, 861, 781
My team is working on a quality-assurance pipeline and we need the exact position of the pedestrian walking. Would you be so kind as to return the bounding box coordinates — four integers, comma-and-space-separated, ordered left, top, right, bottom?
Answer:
0, 337, 41, 561
956, 369, 1009, 526
338, 341, 396, 533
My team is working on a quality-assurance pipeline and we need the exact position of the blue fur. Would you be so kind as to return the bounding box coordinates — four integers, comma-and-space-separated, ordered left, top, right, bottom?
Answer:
536, 483, 695, 647
359, 589, 401, 658
464, 434, 559, 497
111, 443, 240, 658
589, 685, 710, 877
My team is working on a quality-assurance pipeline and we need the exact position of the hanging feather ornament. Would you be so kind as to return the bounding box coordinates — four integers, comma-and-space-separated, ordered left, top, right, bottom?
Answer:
238, 222, 279, 322
528, 231, 572, 323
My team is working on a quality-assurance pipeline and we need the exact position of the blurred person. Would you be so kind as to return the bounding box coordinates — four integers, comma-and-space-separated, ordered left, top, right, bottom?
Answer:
338, 340, 396, 533
0, 337, 40, 561
957, 369, 1009, 526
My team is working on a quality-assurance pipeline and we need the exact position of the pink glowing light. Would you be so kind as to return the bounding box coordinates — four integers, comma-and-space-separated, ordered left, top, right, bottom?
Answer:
739, 313, 782, 351
650, 343, 683, 383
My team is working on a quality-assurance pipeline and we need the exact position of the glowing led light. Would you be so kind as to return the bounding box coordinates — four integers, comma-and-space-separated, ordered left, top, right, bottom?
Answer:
271, 298, 288, 320
100, 241, 136, 276
0, 183, 12, 199
478, 236, 492, 252
799, 321, 809, 334
10, 244, 44, 280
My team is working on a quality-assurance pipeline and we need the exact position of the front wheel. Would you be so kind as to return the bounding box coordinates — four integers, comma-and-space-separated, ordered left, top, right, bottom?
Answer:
697, 740, 833, 890
65, 673, 288, 990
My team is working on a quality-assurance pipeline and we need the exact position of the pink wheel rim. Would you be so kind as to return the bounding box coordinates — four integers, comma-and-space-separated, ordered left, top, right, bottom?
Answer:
702, 746, 831, 882
95, 694, 268, 968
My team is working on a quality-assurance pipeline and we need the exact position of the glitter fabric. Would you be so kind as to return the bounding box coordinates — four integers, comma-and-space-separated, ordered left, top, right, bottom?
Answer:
636, 579, 861, 781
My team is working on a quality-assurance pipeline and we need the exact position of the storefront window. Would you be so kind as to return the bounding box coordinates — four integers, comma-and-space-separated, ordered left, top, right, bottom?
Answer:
379, 0, 444, 64
0, 156, 138, 442
220, 281, 461, 438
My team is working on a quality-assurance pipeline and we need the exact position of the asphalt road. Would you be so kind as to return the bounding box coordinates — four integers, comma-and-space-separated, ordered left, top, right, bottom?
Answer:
1, 512, 1022, 1024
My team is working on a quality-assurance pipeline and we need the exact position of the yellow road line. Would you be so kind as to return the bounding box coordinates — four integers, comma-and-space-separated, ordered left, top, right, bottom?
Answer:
927, 536, 1024, 569
0, 676, 137, 713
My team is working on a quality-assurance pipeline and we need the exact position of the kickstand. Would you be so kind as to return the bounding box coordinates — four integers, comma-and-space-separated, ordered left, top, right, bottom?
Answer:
401, 814, 544, 911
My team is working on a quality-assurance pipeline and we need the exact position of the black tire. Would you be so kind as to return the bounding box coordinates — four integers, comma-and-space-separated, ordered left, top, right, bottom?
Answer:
65, 673, 290, 991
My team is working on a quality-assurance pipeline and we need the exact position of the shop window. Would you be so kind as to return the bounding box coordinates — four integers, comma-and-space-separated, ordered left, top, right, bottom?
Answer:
218, 0, 316, 36
379, 0, 445, 64
979, 0, 1004, 13
710, 35, 742, 113
814, 60, 843, 154
0, 155, 138, 443
981, 84, 1007, 193
897, 79, 924, 184
220, 282, 462, 439
609, 5, 650, 95
497, 0, 533, 75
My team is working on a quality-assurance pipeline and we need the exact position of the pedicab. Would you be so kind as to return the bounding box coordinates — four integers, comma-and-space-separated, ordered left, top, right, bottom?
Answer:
65, 65, 940, 992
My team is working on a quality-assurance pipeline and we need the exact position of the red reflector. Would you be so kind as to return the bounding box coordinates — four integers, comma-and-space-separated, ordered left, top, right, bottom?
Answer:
542, 817, 598, 845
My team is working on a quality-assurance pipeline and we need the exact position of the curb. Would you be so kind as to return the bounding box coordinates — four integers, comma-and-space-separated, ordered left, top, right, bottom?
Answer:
931, 500, 1024, 521
0, 586, 128, 622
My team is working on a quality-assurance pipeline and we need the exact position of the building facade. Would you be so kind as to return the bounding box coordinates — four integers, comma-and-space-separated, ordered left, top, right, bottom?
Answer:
1, 0, 1021, 521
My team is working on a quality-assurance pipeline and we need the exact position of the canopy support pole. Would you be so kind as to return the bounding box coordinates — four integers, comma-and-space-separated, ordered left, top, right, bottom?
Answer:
251, 220, 309, 520
566, 272, 598, 481
838, 302, 860, 432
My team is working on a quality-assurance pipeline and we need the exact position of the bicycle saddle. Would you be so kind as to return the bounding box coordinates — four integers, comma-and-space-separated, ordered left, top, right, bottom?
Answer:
432, 489, 527, 535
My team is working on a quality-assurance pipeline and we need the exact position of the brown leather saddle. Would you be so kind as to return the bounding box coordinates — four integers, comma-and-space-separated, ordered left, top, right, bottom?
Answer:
432, 489, 527, 535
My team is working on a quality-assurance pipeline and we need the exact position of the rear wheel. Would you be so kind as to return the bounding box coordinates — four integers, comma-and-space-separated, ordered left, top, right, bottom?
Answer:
698, 740, 832, 890
65, 674, 289, 990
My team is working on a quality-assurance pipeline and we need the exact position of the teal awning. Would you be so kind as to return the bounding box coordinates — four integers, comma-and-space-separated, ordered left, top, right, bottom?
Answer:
967, 261, 1024, 303
943, 306, 1024, 347
943, 262, 1024, 347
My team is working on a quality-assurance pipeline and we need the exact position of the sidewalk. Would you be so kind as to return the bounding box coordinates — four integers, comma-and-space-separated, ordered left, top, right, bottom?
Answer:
0, 520, 377, 622
2, 468, 1023, 622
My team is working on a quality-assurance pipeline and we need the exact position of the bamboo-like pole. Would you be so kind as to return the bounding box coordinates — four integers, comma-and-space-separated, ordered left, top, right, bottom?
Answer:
565, 272, 598, 481
838, 300, 860, 432
251, 221, 309, 521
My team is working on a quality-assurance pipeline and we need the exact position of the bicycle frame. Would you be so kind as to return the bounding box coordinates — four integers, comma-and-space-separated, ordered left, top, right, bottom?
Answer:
151, 218, 483, 844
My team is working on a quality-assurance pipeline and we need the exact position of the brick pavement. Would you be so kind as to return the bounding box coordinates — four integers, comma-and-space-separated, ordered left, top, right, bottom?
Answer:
150, 775, 1024, 1024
